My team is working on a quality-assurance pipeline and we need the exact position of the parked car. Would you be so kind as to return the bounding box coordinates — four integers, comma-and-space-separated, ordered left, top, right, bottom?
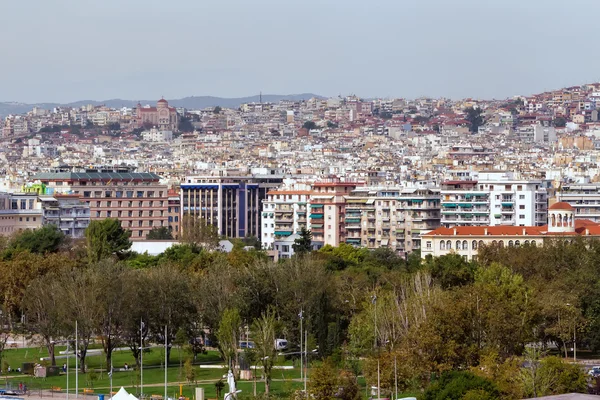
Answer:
588, 366, 600, 377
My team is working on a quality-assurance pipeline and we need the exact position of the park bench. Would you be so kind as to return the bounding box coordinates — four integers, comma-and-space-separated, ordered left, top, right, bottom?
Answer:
150, 395, 163, 400
51, 387, 61, 392
83, 389, 94, 395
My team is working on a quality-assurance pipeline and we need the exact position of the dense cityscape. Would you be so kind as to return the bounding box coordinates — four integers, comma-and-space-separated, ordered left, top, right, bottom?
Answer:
5, 0, 600, 398
1, 84, 600, 260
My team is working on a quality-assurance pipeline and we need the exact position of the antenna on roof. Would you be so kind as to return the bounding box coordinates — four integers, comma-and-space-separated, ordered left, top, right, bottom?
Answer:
260, 91, 262, 104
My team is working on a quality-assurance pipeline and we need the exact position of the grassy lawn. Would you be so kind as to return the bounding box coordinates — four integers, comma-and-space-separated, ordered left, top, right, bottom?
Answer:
0, 346, 407, 399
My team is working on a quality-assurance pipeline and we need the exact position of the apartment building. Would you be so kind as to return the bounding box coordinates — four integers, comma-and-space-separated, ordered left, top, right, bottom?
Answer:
310, 181, 363, 249
344, 186, 440, 255
0, 193, 43, 235
422, 202, 597, 261
261, 190, 311, 250
32, 167, 169, 240
441, 172, 548, 228
557, 183, 600, 222
167, 189, 181, 238
40, 194, 90, 238
181, 175, 284, 239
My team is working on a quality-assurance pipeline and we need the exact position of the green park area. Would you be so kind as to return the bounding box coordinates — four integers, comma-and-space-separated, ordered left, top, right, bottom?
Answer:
0, 346, 309, 399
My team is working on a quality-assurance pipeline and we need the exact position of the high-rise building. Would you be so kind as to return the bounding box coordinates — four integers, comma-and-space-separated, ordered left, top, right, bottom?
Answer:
440, 172, 548, 228
309, 180, 363, 249
261, 189, 311, 250
344, 185, 440, 255
32, 167, 169, 240
557, 183, 600, 222
181, 175, 284, 239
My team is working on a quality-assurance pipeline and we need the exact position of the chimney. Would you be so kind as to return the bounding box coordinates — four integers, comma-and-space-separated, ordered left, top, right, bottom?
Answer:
484, 227, 488, 235
453, 228, 457, 235
523, 228, 526, 235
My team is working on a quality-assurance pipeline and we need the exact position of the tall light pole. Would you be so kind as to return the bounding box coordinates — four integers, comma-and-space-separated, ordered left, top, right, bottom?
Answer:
566, 303, 577, 362
299, 309, 303, 389
75, 321, 78, 399
371, 295, 377, 349
164, 325, 168, 400
141, 319, 144, 398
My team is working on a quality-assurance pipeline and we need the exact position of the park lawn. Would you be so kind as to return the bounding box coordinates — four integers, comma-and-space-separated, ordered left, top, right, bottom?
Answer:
1, 346, 222, 371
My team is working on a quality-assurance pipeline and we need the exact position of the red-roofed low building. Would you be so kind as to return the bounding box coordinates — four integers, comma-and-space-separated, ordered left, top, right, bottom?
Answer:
421, 202, 600, 261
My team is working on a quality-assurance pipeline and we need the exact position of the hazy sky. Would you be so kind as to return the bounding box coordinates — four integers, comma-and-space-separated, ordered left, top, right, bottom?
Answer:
2, 0, 599, 103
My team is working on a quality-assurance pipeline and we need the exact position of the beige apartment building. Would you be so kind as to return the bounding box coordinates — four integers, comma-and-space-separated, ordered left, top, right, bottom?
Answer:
32, 167, 169, 240
0, 193, 43, 235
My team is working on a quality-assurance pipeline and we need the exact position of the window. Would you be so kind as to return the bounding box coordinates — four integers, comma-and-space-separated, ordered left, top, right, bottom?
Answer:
508, 240, 514, 247
20, 200, 26, 209
519, 205, 525, 209
519, 195, 525, 199
446, 240, 452, 249
515, 240, 520, 246
440, 241, 446, 250
499, 240, 504, 248
84, 191, 91, 198
127, 191, 134, 198
139, 230, 143, 237
456, 240, 461, 250
462, 240, 468, 250
426, 241, 432, 249
107, 201, 111, 207
479, 240, 484, 248
472, 240, 477, 250
531, 240, 536, 247
517, 185, 523, 191
519, 214, 525, 219
282, 245, 289, 252
26, 217, 29, 222
505, 185, 511, 190
105, 191, 112, 198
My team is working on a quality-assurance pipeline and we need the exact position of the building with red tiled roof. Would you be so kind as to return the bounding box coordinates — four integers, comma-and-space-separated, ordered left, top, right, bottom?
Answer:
132, 99, 179, 131
421, 203, 600, 261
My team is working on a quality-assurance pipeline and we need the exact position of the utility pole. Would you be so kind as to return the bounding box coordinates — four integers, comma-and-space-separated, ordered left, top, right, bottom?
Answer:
304, 329, 308, 395
75, 321, 78, 399
66, 342, 69, 400
164, 325, 168, 400
299, 309, 303, 389
141, 319, 144, 398
377, 360, 381, 400
394, 356, 398, 400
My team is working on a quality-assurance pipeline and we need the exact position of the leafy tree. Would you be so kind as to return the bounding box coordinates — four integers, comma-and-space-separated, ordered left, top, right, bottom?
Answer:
181, 215, 220, 250
308, 358, 339, 400
23, 275, 63, 365
464, 107, 484, 133
303, 121, 317, 130
146, 226, 174, 240
426, 253, 477, 289
6, 224, 65, 255
146, 263, 196, 364
424, 371, 500, 400
326, 121, 338, 128
251, 308, 277, 394
85, 219, 131, 262
178, 116, 194, 132
553, 117, 567, 127
380, 112, 393, 119
217, 308, 242, 374
292, 227, 312, 255
184, 358, 196, 383
213, 106, 222, 114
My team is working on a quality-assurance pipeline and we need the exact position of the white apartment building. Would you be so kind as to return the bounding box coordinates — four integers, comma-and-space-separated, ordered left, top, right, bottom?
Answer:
441, 172, 548, 228
261, 190, 311, 250
558, 183, 600, 222
143, 128, 173, 142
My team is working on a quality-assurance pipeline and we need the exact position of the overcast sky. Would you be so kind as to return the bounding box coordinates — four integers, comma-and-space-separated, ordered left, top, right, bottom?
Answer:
1, 0, 599, 103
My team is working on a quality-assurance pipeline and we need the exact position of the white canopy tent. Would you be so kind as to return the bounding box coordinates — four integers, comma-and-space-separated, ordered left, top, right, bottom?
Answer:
112, 387, 138, 400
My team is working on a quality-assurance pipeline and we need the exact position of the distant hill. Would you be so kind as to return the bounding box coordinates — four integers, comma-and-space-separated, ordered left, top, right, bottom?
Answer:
0, 93, 323, 116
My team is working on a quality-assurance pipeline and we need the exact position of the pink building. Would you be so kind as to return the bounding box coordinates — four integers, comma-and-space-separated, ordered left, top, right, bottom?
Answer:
132, 99, 179, 131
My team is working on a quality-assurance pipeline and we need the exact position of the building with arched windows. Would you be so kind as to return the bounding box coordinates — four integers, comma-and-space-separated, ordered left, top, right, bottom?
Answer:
420, 202, 600, 261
